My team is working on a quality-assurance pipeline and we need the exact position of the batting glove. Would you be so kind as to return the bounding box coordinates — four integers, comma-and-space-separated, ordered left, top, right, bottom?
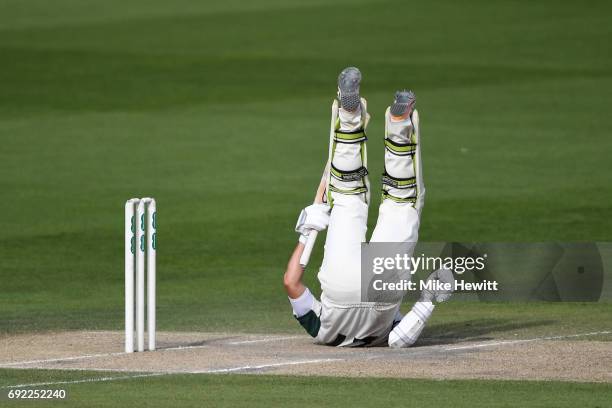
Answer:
419, 267, 454, 303
295, 203, 331, 243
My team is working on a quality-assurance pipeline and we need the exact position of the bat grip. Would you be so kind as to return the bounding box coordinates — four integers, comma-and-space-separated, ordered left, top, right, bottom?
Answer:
299, 230, 318, 267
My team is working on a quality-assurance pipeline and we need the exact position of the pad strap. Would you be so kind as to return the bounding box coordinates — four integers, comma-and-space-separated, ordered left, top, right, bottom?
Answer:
331, 164, 369, 182
385, 138, 416, 156
330, 185, 368, 195
382, 172, 416, 189
382, 172, 416, 188
334, 128, 367, 144
381, 190, 417, 204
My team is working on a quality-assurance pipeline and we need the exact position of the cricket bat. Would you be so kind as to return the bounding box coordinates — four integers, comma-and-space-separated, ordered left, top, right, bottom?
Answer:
299, 100, 338, 268
298, 165, 329, 267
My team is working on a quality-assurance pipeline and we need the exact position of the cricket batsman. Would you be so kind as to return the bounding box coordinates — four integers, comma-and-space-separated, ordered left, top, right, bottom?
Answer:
283, 67, 453, 347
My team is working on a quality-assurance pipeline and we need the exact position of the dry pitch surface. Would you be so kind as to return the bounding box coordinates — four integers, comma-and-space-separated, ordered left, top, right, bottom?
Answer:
1, 331, 611, 384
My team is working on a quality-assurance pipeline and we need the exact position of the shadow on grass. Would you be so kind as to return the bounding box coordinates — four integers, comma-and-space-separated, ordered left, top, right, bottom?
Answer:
418, 318, 557, 346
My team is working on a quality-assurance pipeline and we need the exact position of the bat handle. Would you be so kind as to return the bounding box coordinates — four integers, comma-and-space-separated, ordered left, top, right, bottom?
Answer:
299, 230, 318, 267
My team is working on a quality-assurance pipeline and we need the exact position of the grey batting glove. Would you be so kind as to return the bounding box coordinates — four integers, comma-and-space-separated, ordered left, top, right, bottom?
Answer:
419, 267, 455, 303
295, 203, 331, 242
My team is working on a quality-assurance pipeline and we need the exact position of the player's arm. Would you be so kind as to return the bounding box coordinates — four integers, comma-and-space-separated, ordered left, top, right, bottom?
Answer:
283, 243, 306, 299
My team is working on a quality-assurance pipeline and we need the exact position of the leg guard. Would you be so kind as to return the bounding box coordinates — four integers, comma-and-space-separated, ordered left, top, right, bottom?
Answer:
327, 99, 371, 207
388, 301, 434, 348
317, 100, 369, 303
381, 108, 425, 214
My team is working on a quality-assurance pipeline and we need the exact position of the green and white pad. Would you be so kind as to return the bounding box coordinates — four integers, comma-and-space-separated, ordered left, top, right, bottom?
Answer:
327, 98, 371, 207
381, 108, 424, 213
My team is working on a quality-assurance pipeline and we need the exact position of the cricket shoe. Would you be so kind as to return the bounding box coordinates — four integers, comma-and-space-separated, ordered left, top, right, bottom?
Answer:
337, 67, 361, 112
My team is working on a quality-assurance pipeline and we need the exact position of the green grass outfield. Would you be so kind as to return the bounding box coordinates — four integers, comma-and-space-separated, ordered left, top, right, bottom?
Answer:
1, 0, 611, 405
2, 370, 612, 408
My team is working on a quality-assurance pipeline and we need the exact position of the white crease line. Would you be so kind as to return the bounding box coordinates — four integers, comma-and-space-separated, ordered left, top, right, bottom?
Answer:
197, 358, 340, 373
444, 331, 612, 351
3, 330, 609, 371
1, 358, 341, 389
1, 366, 155, 374
2, 373, 165, 389
0, 342, 213, 368
159, 344, 209, 351
227, 336, 302, 345
0, 352, 126, 367
0, 335, 302, 367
